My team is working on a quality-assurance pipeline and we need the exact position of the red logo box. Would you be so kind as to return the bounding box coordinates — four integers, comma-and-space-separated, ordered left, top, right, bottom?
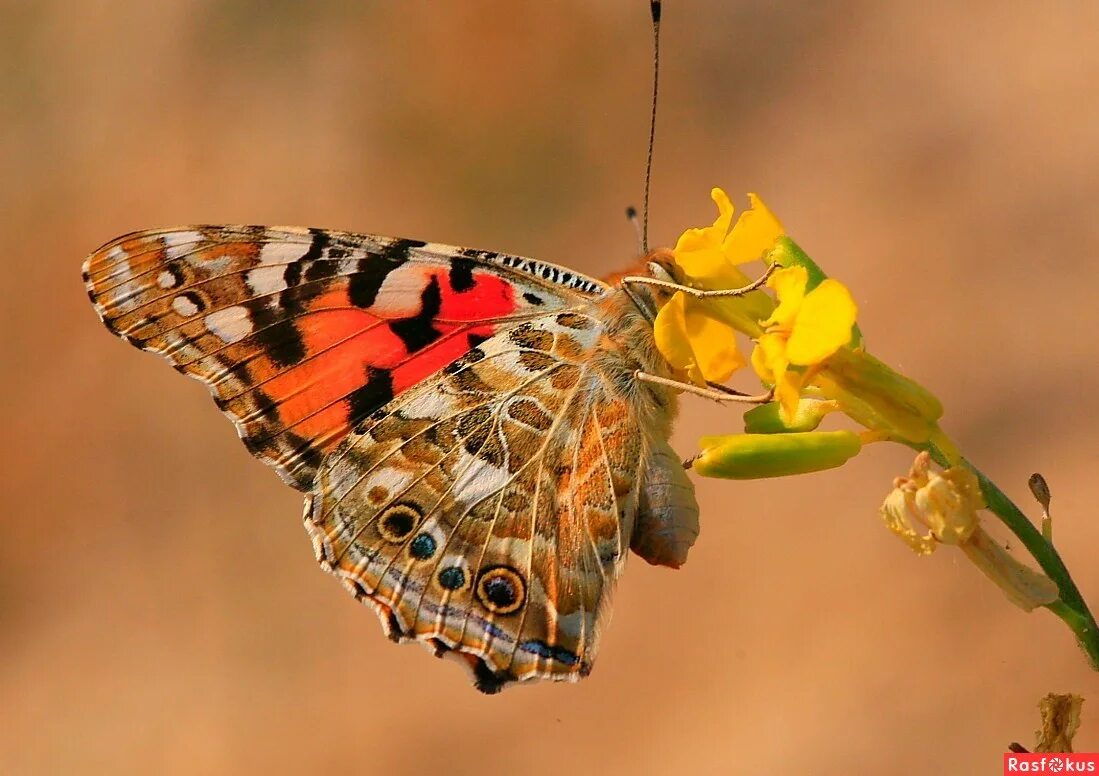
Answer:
1003, 753, 1099, 773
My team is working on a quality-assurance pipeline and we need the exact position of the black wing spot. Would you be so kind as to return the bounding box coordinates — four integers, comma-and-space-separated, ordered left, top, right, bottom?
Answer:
303, 258, 338, 283
285, 433, 325, 480
381, 238, 426, 263
383, 609, 405, 643
448, 257, 476, 292
163, 263, 187, 289
280, 229, 331, 300
347, 237, 424, 309
389, 276, 442, 352
282, 261, 303, 288
348, 257, 396, 309
348, 367, 394, 425
471, 658, 515, 695
181, 291, 206, 313
301, 228, 329, 264
522, 292, 544, 306
249, 304, 306, 368
460, 248, 499, 261
379, 503, 422, 543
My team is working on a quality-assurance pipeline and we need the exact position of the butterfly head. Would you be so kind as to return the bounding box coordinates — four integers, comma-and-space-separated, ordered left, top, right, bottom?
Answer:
644, 249, 678, 284
609, 249, 680, 323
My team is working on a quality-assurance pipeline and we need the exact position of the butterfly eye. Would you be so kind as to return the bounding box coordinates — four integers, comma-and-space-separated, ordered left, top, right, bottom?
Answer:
647, 260, 675, 283
475, 566, 527, 615
378, 504, 421, 543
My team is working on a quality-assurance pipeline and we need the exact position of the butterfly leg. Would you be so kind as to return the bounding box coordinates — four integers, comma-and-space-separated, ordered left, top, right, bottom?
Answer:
633, 371, 773, 404
620, 261, 778, 299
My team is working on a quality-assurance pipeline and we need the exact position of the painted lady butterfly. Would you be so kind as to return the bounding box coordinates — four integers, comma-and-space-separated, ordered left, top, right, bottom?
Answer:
83, 225, 699, 692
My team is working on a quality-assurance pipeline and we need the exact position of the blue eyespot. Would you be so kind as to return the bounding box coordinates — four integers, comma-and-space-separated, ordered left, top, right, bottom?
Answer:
410, 533, 437, 560
438, 566, 465, 590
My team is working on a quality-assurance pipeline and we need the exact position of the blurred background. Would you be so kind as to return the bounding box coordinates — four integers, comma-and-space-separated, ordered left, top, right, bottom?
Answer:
3, 1, 1098, 773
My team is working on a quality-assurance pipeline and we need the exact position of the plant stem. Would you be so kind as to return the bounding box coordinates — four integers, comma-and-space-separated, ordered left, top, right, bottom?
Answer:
927, 443, 1099, 670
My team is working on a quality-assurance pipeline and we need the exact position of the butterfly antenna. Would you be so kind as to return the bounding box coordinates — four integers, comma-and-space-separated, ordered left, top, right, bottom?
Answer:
641, 0, 662, 253
625, 205, 644, 254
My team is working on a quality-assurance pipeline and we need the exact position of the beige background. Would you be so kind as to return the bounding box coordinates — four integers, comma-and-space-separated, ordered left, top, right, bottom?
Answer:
3, 2, 1098, 773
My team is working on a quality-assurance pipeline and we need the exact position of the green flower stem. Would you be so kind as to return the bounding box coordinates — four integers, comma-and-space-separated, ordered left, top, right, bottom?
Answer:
926, 443, 1099, 670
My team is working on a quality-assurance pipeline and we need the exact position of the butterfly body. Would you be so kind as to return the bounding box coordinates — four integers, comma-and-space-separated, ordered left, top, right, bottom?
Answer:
84, 226, 699, 692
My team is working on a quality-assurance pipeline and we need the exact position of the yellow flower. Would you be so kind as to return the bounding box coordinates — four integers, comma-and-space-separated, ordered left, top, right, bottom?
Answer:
750, 265, 858, 419
653, 188, 784, 385
653, 291, 745, 384
673, 189, 784, 285
881, 453, 1059, 611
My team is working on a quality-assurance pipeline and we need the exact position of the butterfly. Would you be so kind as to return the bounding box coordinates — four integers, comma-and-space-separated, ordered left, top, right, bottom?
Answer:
83, 225, 700, 692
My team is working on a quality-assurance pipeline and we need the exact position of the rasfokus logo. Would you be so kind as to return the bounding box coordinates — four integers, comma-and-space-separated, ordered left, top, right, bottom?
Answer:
1003, 753, 1099, 773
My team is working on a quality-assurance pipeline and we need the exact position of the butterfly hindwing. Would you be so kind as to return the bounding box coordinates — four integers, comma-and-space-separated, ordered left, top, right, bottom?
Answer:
305, 305, 657, 691
83, 226, 608, 489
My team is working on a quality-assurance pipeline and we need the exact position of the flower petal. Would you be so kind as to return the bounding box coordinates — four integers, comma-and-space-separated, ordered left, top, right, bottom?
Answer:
653, 292, 744, 385
724, 193, 785, 266
913, 465, 981, 545
672, 188, 735, 266
785, 279, 857, 365
775, 369, 802, 421
762, 266, 808, 328
653, 291, 695, 374
674, 188, 761, 287
880, 488, 938, 556
683, 297, 745, 383
674, 240, 751, 286
710, 187, 736, 235
750, 332, 785, 383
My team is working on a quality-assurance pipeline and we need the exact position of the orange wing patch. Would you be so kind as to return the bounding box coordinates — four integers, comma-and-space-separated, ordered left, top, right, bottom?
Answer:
84, 226, 603, 489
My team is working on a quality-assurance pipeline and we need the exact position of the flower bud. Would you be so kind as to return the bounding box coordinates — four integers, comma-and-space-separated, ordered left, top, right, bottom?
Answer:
692, 430, 862, 480
816, 348, 943, 444
742, 399, 838, 434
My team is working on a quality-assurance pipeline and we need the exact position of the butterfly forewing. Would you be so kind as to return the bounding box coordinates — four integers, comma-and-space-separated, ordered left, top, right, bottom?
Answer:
82, 226, 607, 489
